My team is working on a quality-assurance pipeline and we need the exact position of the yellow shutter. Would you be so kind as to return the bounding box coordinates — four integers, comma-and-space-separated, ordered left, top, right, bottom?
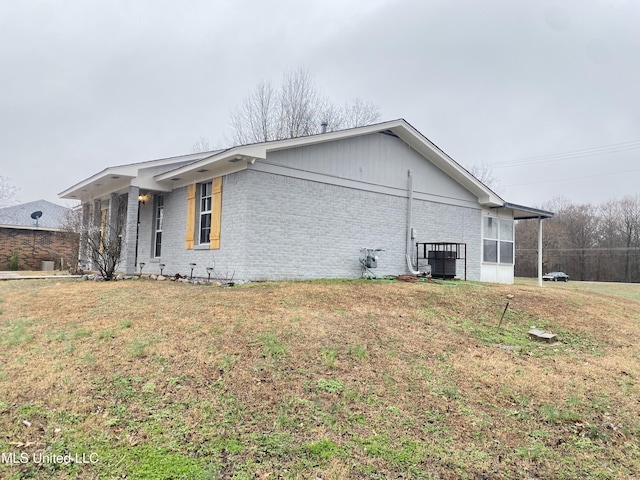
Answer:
100, 209, 107, 253
185, 184, 196, 249
209, 177, 222, 249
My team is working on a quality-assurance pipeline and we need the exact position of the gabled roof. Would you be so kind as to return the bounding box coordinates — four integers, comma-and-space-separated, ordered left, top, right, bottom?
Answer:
58, 151, 223, 201
0, 200, 72, 231
153, 119, 504, 206
59, 119, 509, 208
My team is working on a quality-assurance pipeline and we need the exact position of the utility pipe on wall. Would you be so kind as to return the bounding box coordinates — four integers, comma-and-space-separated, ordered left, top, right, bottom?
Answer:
405, 169, 421, 275
406, 169, 413, 257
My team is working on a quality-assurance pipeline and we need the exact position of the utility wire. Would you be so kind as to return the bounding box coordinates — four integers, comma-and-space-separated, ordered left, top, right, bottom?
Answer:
503, 167, 640, 187
489, 139, 640, 169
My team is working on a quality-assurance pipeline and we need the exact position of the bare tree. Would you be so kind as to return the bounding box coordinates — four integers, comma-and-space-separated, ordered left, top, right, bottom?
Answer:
340, 97, 382, 129
192, 137, 212, 153
558, 202, 597, 281
0, 176, 18, 207
515, 196, 640, 282
229, 80, 281, 144
227, 68, 381, 146
612, 195, 640, 282
279, 68, 319, 139
82, 197, 126, 280
60, 207, 82, 274
514, 198, 569, 277
469, 163, 503, 194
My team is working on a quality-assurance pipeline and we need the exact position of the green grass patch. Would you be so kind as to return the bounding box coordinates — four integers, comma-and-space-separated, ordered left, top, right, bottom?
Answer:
254, 332, 286, 359
121, 445, 210, 480
316, 379, 344, 393
2, 320, 33, 346
305, 439, 343, 460
98, 328, 115, 340
127, 336, 157, 358
322, 348, 339, 368
348, 344, 368, 360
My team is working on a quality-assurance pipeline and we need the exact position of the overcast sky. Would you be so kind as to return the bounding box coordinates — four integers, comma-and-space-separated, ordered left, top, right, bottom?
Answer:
1, 0, 638, 209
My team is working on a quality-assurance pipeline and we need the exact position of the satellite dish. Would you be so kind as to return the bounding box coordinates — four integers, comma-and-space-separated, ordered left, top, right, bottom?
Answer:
31, 211, 43, 220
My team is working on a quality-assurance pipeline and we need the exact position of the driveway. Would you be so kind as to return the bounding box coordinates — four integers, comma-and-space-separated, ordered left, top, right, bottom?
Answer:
0, 271, 81, 280
0, 271, 22, 279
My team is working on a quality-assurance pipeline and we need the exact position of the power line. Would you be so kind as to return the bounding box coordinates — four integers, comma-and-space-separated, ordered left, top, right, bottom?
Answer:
489, 139, 640, 169
503, 167, 640, 187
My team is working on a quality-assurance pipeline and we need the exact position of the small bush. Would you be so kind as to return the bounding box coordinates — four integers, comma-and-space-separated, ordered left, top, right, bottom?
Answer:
8, 249, 20, 271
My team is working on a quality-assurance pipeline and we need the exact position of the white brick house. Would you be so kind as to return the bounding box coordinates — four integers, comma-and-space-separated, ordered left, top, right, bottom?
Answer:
59, 119, 552, 284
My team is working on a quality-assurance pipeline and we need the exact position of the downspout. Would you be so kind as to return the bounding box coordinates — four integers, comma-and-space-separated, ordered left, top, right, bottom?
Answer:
406, 170, 421, 275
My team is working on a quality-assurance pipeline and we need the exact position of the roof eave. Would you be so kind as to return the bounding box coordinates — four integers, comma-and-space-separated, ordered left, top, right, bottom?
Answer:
58, 167, 136, 200
154, 121, 409, 182
388, 120, 505, 207
497, 202, 555, 219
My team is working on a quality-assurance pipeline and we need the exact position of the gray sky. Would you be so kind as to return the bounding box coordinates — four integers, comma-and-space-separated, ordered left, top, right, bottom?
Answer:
1, 0, 639, 209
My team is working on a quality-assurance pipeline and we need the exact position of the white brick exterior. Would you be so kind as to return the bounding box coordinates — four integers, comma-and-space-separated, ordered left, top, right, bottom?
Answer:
65, 122, 529, 284
133, 169, 482, 281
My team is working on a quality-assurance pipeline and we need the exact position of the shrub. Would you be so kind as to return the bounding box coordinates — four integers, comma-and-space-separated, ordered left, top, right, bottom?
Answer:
8, 249, 20, 270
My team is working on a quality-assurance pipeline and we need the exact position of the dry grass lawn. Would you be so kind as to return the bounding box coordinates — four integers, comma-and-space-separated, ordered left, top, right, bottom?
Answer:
0, 277, 638, 479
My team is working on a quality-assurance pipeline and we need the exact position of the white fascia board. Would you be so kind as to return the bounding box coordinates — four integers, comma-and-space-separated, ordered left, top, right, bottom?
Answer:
153, 120, 407, 182
131, 177, 173, 192
259, 119, 504, 207
59, 154, 213, 200
389, 122, 504, 207
59, 167, 136, 200
154, 146, 268, 182
156, 162, 252, 191
262, 120, 406, 152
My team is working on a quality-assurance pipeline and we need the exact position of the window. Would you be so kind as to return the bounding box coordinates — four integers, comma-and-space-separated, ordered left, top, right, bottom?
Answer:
154, 195, 164, 257
185, 178, 222, 250
199, 181, 212, 244
483, 217, 514, 264
499, 219, 514, 264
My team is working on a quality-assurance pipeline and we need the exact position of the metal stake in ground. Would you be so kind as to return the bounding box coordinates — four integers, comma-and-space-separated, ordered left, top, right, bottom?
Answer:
498, 301, 510, 329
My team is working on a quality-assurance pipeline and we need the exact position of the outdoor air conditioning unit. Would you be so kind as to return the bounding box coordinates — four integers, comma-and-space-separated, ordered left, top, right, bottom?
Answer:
428, 250, 457, 278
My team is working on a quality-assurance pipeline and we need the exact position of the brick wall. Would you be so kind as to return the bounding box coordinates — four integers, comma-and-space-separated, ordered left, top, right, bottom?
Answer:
132, 169, 482, 282
134, 171, 250, 280
0, 227, 79, 271
242, 170, 482, 281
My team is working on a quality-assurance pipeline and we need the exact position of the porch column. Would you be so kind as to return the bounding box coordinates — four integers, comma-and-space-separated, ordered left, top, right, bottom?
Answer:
107, 193, 120, 247
123, 186, 140, 275
90, 199, 101, 271
80, 202, 91, 270
92, 199, 102, 230
537, 217, 543, 287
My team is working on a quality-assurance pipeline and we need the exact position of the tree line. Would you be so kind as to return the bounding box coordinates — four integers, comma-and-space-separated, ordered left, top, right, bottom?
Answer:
515, 196, 640, 283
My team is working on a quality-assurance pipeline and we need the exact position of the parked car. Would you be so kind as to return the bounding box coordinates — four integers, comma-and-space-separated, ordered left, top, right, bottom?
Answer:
542, 271, 569, 282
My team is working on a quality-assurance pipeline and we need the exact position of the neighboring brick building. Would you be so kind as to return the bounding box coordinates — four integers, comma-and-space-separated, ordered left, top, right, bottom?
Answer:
0, 200, 79, 271
59, 119, 552, 283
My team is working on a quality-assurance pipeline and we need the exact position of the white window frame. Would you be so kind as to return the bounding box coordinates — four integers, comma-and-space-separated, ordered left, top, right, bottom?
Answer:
483, 216, 514, 265
153, 194, 164, 257
198, 181, 212, 245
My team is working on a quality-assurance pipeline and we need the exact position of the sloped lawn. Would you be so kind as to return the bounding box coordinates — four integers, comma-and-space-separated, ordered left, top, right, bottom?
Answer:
0, 278, 638, 479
